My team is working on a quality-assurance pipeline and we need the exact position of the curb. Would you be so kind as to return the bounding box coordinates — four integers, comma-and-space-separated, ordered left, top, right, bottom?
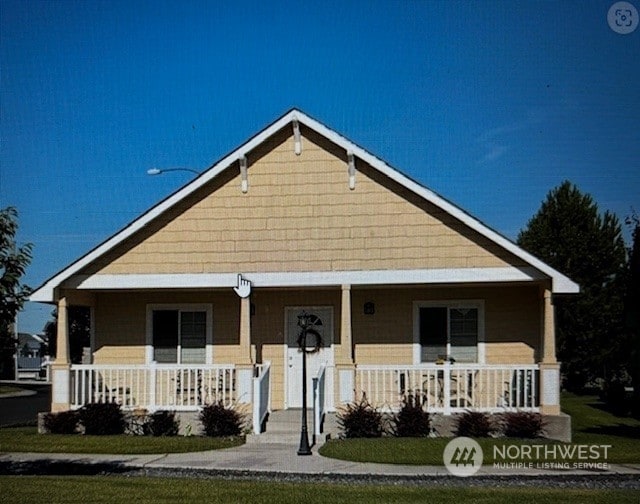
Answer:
1, 457, 639, 488
0, 390, 37, 399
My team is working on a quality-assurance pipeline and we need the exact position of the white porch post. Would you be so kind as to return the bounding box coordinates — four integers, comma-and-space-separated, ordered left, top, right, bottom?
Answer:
236, 295, 254, 404
540, 288, 560, 415
443, 361, 452, 415
337, 284, 355, 404
51, 296, 71, 411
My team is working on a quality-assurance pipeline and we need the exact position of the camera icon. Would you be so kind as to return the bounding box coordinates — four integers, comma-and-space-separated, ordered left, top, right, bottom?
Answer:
608, 2, 638, 34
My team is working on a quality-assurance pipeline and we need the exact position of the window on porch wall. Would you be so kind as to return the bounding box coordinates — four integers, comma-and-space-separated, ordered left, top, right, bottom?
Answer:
419, 306, 478, 363
152, 310, 206, 364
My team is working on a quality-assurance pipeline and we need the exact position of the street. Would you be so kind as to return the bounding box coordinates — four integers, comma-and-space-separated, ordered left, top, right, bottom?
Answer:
0, 383, 50, 426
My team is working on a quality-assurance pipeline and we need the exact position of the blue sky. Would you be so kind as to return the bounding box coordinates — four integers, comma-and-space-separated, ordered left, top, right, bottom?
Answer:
2, 0, 639, 334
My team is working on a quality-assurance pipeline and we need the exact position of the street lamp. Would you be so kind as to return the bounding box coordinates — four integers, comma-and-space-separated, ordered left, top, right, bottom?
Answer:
146, 168, 201, 176
296, 311, 313, 456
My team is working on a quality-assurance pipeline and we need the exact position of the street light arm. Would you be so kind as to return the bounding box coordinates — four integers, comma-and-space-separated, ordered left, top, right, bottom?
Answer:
146, 167, 201, 176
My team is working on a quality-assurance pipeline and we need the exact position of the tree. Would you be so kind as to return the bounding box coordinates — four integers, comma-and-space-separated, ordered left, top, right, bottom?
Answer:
0, 207, 33, 378
44, 306, 91, 364
517, 181, 627, 392
623, 212, 640, 415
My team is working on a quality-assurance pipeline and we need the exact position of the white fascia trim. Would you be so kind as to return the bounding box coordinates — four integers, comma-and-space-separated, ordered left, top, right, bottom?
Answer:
63, 267, 547, 291
29, 109, 578, 302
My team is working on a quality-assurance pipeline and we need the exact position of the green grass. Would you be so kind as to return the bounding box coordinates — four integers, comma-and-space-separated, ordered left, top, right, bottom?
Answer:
562, 392, 640, 463
0, 385, 24, 394
319, 437, 571, 465
319, 393, 640, 465
0, 427, 244, 454
0, 476, 637, 504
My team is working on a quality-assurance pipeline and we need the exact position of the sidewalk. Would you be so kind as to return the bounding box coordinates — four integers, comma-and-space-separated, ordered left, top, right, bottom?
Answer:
2, 442, 640, 478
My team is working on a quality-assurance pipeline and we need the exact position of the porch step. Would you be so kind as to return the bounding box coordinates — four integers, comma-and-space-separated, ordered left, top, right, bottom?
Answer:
246, 410, 340, 444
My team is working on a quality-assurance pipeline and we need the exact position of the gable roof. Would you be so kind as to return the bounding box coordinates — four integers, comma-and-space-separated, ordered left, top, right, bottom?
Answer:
30, 108, 579, 302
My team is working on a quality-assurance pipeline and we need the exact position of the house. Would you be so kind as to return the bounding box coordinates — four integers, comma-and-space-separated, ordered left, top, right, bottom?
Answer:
15, 332, 47, 380
30, 109, 578, 440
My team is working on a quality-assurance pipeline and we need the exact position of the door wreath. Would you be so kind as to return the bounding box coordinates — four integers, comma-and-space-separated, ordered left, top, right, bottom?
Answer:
297, 327, 323, 354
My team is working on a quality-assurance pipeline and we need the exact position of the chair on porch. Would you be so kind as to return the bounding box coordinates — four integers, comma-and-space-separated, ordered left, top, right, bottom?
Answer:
174, 369, 203, 406
419, 367, 478, 410
499, 368, 538, 409
92, 372, 132, 406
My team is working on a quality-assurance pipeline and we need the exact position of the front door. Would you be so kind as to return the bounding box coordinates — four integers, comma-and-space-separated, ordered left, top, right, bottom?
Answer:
285, 306, 334, 409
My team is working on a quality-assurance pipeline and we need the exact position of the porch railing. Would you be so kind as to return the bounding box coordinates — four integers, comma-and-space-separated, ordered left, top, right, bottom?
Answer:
312, 363, 327, 437
252, 361, 271, 434
355, 363, 539, 414
70, 364, 236, 410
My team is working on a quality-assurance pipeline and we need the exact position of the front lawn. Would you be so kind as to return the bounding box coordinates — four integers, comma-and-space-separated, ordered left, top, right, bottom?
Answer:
319, 393, 640, 465
0, 427, 243, 454
563, 392, 640, 460
0, 385, 24, 395
0, 476, 637, 504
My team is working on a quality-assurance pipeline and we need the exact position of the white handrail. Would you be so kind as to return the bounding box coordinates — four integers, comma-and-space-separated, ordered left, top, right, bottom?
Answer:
313, 363, 327, 437
354, 363, 540, 414
70, 363, 236, 410
252, 361, 271, 434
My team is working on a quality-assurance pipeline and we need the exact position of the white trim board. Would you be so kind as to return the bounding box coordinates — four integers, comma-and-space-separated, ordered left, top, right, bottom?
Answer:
53, 267, 549, 293
30, 109, 579, 302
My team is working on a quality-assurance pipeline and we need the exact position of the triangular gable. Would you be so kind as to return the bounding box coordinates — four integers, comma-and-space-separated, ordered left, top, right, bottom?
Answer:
30, 109, 579, 302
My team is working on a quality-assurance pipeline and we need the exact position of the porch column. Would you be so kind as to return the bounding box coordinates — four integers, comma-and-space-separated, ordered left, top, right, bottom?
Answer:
337, 284, 355, 404
542, 289, 557, 364
239, 296, 253, 364
540, 288, 560, 415
51, 296, 71, 412
236, 296, 254, 404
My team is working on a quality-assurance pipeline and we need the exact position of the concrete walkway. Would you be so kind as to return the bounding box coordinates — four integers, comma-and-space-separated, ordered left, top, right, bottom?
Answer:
2, 441, 639, 478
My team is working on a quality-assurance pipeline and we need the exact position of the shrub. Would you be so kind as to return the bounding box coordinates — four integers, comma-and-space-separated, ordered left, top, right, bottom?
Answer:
392, 394, 430, 437
455, 411, 495, 437
337, 396, 383, 438
43, 410, 79, 434
79, 402, 125, 435
501, 411, 545, 438
199, 401, 244, 437
147, 410, 180, 437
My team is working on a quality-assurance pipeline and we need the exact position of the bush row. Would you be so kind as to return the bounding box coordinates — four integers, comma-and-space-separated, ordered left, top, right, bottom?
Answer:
337, 396, 545, 439
338, 395, 431, 438
455, 410, 544, 438
43, 401, 245, 437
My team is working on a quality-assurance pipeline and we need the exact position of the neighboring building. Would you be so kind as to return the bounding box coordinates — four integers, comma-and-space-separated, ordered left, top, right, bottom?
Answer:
30, 109, 578, 438
16, 332, 47, 380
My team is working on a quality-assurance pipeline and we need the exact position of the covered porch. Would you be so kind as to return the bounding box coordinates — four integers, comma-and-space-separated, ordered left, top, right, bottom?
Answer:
49, 278, 562, 436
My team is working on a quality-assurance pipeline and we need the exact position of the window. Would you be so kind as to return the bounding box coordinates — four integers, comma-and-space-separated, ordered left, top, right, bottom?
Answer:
147, 305, 212, 364
415, 301, 483, 363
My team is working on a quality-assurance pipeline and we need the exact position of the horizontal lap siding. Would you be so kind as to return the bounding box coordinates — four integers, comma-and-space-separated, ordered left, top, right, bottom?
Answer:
484, 287, 539, 364
351, 286, 540, 365
87, 133, 524, 276
93, 291, 239, 365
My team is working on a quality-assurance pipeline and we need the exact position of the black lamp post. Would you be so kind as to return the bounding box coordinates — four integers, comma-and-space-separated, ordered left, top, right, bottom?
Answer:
297, 311, 312, 456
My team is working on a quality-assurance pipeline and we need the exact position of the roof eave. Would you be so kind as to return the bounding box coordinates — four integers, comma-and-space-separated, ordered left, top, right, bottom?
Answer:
29, 108, 580, 301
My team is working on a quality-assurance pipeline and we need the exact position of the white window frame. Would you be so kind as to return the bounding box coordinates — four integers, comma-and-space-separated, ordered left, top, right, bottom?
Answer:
145, 304, 213, 364
412, 300, 485, 364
